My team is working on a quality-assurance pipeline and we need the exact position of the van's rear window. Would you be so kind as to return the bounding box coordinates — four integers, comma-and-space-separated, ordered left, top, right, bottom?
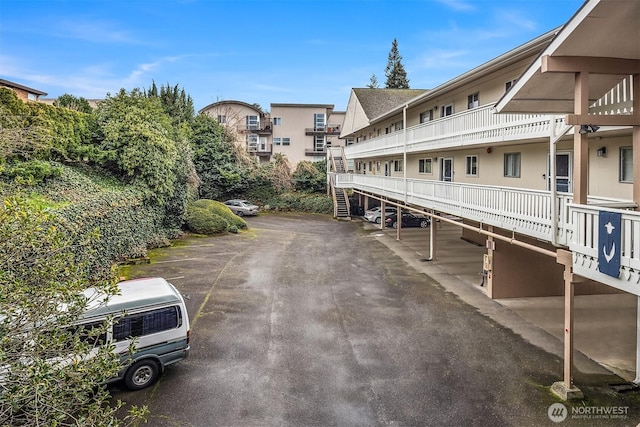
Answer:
114, 306, 180, 340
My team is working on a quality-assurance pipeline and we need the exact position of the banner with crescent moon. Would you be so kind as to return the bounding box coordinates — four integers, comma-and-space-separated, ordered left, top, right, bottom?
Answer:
598, 211, 621, 278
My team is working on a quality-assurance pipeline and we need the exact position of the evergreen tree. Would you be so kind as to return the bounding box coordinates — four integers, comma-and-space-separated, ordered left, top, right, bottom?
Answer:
367, 74, 380, 89
384, 38, 410, 89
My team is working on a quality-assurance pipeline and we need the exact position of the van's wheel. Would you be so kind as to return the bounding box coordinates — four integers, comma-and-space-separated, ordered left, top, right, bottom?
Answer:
124, 359, 160, 390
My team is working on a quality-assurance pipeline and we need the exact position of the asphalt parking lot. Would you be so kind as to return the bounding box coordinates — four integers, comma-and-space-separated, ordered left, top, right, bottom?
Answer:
113, 213, 639, 426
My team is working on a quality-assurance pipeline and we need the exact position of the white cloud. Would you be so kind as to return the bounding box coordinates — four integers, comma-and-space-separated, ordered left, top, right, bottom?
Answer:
434, 0, 475, 12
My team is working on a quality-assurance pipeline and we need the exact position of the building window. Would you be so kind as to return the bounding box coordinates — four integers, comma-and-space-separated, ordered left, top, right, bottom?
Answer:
467, 92, 479, 109
27, 92, 37, 101
620, 147, 633, 182
273, 117, 282, 125
246, 115, 259, 130
504, 152, 521, 178
314, 135, 325, 151
418, 158, 432, 174
395, 120, 404, 131
441, 104, 454, 117
217, 115, 226, 124
465, 155, 478, 176
420, 110, 433, 123
246, 134, 258, 147
273, 137, 290, 146
393, 160, 403, 172
505, 79, 518, 92
314, 113, 325, 131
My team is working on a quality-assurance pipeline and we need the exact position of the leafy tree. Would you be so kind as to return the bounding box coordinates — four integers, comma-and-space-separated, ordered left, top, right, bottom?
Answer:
54, 93, 93, 114
384, 38, 410, 89
95, 88, 179, 204
292, 160, 326, 193
0, 196, 147, 426
190, 114, 252, 200
146, 81, 195, 126
367, 74, 380, 89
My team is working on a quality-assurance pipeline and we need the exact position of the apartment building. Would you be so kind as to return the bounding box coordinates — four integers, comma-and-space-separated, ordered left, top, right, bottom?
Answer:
330, 0, 638, 399
199, 101, 345, 167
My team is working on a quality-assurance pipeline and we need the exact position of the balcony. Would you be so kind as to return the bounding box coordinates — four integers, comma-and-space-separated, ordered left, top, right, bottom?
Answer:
305, 124, 342, 136
344, 75, 634, 159
238, 123, 273, 134
248, 143, 273, 156
333, 173, 639, 295
305, 148, 326, 156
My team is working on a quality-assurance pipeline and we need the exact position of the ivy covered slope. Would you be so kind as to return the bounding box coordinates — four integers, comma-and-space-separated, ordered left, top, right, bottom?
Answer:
0, 86, 196, 273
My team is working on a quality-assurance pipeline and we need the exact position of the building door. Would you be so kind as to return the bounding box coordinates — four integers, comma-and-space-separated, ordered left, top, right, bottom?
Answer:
548, 152, 572, 192
440, 158, 453, 182
385, 162, 390, 176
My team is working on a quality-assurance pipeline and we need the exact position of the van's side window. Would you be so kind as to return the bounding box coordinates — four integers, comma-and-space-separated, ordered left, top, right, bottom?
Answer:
114, 306, 181, 341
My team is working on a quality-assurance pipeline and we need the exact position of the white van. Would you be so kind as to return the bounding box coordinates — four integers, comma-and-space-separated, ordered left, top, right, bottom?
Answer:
81, 277, 191, 390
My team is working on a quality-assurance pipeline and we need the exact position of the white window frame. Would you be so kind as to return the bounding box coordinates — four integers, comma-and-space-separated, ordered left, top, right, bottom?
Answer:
418, 158, 433, 174
467, 92, 479, 109
282, 137, 291, 146
217, 115, 226, 124
393, 159, 403, 173
441, 104, 454, 117
505, 79, 518, 92
465, 155, 478, 176
620, 146, 633, 183
273, 117, 282, 125
504, 152, 521, 178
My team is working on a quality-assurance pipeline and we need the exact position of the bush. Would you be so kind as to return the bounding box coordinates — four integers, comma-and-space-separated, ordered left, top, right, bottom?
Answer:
185, 206, 228, 234
185, 199, 247, 234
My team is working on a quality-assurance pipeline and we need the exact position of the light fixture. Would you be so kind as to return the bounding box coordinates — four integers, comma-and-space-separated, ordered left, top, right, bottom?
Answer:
579, 124, 600, 134
596, 146, 607, 157
486, 147, 492, 154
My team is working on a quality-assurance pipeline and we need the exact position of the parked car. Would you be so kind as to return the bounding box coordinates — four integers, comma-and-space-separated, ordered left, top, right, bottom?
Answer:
364, 206, 398, 224
386, 212, 431, 229
224, 199, 259, 216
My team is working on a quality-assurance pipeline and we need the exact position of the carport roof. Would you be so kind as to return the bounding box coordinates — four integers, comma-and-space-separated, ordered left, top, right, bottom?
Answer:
495, 0, 640, 114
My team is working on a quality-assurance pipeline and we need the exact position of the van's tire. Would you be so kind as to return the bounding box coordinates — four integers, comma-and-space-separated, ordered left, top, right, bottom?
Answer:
124, 359, 160, 390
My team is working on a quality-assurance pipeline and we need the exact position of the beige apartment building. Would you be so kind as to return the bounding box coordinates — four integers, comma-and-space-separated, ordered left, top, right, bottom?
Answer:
330, 0, 638, 399
199, 101, 345, 167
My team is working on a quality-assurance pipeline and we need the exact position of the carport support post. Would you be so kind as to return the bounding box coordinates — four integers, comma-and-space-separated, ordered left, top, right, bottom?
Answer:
395, 205, 402, 240
552, 249, 583, 400
429, 210, 437, 261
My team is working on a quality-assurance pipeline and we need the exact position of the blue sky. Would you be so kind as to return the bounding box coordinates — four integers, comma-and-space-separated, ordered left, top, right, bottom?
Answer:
0, 0, 585, 112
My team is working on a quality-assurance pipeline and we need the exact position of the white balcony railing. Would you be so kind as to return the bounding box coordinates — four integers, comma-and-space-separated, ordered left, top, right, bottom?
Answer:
570, 204, 640, 296
345, 75, 633, 159
335, 174, 635, 246
344, 106, 567, 158
335, 173, 640, 295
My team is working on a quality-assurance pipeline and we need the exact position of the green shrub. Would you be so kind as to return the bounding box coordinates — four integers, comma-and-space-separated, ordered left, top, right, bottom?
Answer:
262, 192, 333, 214
185, 205, 228, 234
191, 199, 247, 230
1, 160, 62, 184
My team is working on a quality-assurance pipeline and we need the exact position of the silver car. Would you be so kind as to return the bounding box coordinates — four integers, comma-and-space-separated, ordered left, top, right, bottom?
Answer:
223, 199, 260, 217
363, 206, 397, 224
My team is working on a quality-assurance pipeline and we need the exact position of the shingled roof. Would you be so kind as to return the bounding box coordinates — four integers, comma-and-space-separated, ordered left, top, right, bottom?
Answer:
353, 88, 428, 121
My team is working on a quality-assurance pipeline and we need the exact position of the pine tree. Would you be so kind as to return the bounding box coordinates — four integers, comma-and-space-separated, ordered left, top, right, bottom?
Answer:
384, 38, 410, 89
367, 74, 380, 88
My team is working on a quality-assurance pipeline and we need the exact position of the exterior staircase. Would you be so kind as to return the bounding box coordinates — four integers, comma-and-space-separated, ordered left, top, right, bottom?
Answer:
328, 147, 351, 219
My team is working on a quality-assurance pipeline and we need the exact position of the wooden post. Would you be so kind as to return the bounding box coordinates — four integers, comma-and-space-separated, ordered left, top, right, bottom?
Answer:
573, 71, 589, 204
552, 249, 584, 400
